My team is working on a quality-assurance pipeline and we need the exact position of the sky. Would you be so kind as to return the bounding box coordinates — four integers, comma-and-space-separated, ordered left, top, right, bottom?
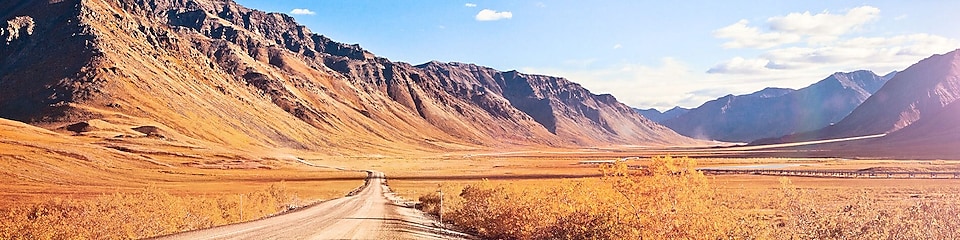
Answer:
234, 0, 960, 111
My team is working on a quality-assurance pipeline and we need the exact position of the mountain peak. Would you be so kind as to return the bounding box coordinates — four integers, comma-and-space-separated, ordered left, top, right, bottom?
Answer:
664, 70, 885, 142
832, 48, 960, 135
635, 106, 689, 123
753, 87, 794, 98
759, 48, 960, 144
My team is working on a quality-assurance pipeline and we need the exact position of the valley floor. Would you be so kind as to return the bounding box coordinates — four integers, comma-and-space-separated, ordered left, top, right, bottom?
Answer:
4, 130, 960, 238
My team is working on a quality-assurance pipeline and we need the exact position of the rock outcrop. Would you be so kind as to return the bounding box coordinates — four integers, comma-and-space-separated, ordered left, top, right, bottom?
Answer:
2, 16, 34, 43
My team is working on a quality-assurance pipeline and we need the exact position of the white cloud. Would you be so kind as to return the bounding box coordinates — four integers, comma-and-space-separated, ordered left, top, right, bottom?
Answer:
761, 34, 960, 70
290, 9, 315, 15
714, 20, 802, 49
707, 57, 771, 74
465, 3, 477, 7
715, 6, 880, 49
767, 6, 880, 44
535, 2, 546, 8
710, 5, 960, 79
709, 33, 960, 75
475, 9, 513, 21
613, 43, 622, 49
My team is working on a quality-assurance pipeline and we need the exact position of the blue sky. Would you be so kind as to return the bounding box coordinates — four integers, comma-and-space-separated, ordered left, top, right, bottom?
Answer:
235, 0, 960, 111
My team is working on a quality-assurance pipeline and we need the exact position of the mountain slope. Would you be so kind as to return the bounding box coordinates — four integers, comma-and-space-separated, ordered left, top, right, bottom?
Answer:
664, 71, 887, 142
0, 117, 161, 186
635, 106, 690, 123
867, 99, 960, 158
0, 0, 691, 155
760, 49, 960, 144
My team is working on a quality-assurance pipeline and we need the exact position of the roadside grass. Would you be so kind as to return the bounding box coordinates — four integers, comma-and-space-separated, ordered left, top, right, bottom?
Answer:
392, 156, 960, 239
1, 183, 292, 239
0, 179, 366, 240
0, 161, 365, 240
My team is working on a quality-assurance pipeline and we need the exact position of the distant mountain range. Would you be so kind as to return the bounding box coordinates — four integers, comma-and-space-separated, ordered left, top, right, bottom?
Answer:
0, 0, 692, 155
634, 106, 690, 123
758, 49, 960, 159
658, 70, 892, 142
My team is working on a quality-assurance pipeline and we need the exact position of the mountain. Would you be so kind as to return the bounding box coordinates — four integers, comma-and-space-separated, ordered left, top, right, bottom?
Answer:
634, 106, 690, 123
865, 99, 960, 158
881, 70, 899, 82
758, 49, 960, 145
664, 70, 888, 142
0, 0, 691, 155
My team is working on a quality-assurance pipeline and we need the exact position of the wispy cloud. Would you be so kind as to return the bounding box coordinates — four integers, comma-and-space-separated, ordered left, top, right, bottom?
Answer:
290, 8, 316, 15
706, 57, 771, 74
713, 19, 801, 49
465, 3, 477, 7
768, 6, 881, 44
714, 6, 880, 49
613, 43, 623, 49
475, 9, 513, 21
709, 6, 959, 77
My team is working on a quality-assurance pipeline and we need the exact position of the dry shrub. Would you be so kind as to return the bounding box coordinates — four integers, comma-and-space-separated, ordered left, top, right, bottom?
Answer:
0, 182, 298, 239
454, 181, 546, 239
418, 192, 442, 216
448, 156, 744, 240
435, 156, 960, 239
777, 178, 960, 239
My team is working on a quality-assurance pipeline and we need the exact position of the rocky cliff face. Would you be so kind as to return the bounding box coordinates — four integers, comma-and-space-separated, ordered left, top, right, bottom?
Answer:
760, 49, 960, 145
0, 0, 690, 153
664, 70, 888, 142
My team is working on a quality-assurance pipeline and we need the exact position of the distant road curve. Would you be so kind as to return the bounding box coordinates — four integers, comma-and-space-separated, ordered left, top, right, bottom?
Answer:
154, 170, 470, 239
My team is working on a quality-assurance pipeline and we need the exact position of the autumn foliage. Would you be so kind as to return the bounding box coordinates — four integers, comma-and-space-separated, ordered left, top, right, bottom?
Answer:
775, 177, 960, 239
0, 183, 300, 239
429, 156, 960, 239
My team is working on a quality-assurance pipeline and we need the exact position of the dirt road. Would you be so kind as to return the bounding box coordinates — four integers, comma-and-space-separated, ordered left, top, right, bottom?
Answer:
156, 171, 468, 239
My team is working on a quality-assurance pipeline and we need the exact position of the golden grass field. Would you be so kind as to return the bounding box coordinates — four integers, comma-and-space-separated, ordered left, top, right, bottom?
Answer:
4, 118, 960, 239
384, 154, 960, 203
382, 154, 960, 239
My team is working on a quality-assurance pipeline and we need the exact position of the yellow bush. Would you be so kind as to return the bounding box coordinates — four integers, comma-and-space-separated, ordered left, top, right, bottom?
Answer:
447, 156, 743, 240
436, 156, 960, 239
0, 183, 298, 239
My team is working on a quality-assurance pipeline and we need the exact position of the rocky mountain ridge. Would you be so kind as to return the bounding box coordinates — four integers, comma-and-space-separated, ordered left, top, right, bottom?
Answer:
0, 0, 691, 154
663, 70, 889, 142
634, 106, 690, 123
758, 49, 960, 145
